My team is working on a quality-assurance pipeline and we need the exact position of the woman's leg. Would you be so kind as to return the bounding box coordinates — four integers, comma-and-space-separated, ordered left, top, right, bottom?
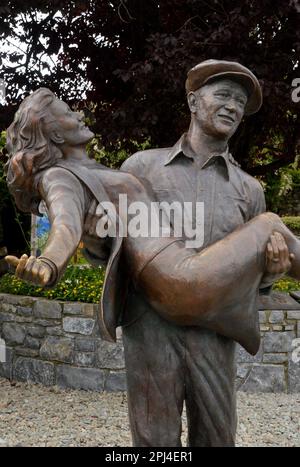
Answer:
123, 212, 300, 354
103, 171, 300, 353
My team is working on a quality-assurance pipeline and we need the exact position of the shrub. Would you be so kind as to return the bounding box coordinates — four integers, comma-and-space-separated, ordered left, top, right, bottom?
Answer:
0, 264, 105, 303
281, 216, 300, 236
273, 276, 300, 293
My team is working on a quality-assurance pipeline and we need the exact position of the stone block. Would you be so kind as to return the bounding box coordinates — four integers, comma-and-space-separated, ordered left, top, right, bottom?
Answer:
82, 304, 95, 317
269, 311, 284, 323
258, 310, 267, 324
57, 365, 105, 391
15, 347, 40, 358
75, 338, 96, 352
27, 326, 46, 338
16, 296, 37, 307
273, 325, 283, 331
33, 300, 62, 319
40, 336, 74, 363
263, 353, 288, 364
63, 317, 95, 335
46, 326, 64, 336
236, 364, 251, 380
284, 325, 295, 331
0, 313, 16, 323
0, 346, 13, 379
74, 352, 95, 367
15, 316, 33, 324
287, 310, 300, 320
13, 357, 55, 386
2, 323, 25, 345
35, 319, 61, 327
63, 303, 83, 315
238, 364, 286, 393
288, 360, 300, 393
236, 343, 263, 364
97, 340, 125, 369
24, 335, 41, 350
104, 371, 127, 392
263, 332, 294, 353
16, 306, 32, 317
0, 294, 36, 307
0, 303, 17, 313
297, 321, 300, 338
236, 364, 252, 390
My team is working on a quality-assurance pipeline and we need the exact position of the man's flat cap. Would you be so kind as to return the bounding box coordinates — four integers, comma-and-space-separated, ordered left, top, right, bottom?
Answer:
185, 59, 263, 115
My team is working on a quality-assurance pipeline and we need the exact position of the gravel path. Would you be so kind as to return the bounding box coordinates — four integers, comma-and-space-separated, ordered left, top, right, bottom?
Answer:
0, 378, 299, 447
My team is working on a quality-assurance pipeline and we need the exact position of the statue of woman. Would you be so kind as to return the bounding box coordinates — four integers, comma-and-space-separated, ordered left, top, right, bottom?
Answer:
5, 88, 300, 355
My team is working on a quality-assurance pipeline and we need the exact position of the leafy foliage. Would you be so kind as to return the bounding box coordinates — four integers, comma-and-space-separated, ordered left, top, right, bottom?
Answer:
0, 0, 299, 173
281, 216, 300, 235
0, 130, 31, 253
0, 131, 9, 212
0, 264, 105, 303
273, 276, 300, 293
263, 157, 300, 212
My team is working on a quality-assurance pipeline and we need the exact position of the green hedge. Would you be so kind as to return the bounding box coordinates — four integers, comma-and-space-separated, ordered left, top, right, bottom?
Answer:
281, 216, 300, 236
273, 276, 300, 293
0, 264, 299, 303
0, 265, 105, 303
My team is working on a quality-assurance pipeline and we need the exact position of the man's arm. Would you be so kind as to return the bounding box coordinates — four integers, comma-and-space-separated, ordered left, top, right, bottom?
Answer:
121, 152, 144, 177
251, 181, 293, 290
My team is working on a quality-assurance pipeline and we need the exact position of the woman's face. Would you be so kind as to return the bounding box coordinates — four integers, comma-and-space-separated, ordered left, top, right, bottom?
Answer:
47, 98, 94, 146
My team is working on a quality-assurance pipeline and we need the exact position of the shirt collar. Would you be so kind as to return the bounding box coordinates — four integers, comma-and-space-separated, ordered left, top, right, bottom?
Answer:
165, 133, 236, 180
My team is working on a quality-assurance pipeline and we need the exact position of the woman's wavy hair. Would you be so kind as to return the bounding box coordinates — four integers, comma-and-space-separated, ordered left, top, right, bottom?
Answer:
6, 88, 63, 215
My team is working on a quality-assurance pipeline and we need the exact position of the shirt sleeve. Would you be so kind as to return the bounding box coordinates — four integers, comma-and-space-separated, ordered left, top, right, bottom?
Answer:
250, 179, 281, 293
251, 179, 266, 217
38, 167, 87, 284
121, 152, 144, 177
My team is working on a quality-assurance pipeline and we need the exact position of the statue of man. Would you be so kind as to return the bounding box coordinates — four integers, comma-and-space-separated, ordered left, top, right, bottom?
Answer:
118, 60, 292, 446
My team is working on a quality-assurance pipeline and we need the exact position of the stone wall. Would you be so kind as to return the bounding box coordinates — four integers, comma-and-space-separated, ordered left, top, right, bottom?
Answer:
0, 293, 126, 392
0, 292, 299, 393
236, 311, 300, 393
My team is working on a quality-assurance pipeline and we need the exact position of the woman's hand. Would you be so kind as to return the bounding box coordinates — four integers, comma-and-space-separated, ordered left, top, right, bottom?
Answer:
5, 254, 52, 287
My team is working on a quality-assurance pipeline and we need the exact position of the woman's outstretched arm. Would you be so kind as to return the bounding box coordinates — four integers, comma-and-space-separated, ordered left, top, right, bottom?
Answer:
6, 167, 88, 286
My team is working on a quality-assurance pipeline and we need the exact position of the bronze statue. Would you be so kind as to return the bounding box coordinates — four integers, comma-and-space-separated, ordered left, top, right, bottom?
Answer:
4, 60, 300, 447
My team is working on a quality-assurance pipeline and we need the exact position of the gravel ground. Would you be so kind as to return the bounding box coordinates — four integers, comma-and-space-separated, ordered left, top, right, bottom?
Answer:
0, 378, 299, 447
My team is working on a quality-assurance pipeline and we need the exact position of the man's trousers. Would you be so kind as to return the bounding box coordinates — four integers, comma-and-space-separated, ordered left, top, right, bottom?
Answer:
122, 307, 237, 447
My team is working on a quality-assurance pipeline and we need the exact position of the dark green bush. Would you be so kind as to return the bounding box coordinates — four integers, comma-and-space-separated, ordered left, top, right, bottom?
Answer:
281, 216, 300, 236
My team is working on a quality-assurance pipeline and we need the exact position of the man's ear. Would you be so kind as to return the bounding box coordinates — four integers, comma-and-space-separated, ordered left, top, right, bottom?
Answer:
51, 131, 65, 145
187, 91, 198, 113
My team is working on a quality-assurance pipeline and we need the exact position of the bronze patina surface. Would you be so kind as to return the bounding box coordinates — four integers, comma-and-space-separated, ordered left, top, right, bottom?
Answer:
5, 60, 300, 446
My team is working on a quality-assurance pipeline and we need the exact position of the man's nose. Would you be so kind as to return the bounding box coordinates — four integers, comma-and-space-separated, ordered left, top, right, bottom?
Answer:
224, 99, 237, 112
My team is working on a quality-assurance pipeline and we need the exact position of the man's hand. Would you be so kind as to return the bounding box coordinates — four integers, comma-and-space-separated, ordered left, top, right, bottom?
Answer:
5, 254, 52, 287
265, 231, 295, 275
260, 231, 295, 289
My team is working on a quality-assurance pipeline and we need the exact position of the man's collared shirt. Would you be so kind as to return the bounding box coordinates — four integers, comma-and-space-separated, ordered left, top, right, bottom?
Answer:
121, 133, 266, 251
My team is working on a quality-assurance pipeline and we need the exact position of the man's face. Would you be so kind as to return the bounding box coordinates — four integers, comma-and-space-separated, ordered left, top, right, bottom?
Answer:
46, 98, 94, 146
188, 78, 248, 139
